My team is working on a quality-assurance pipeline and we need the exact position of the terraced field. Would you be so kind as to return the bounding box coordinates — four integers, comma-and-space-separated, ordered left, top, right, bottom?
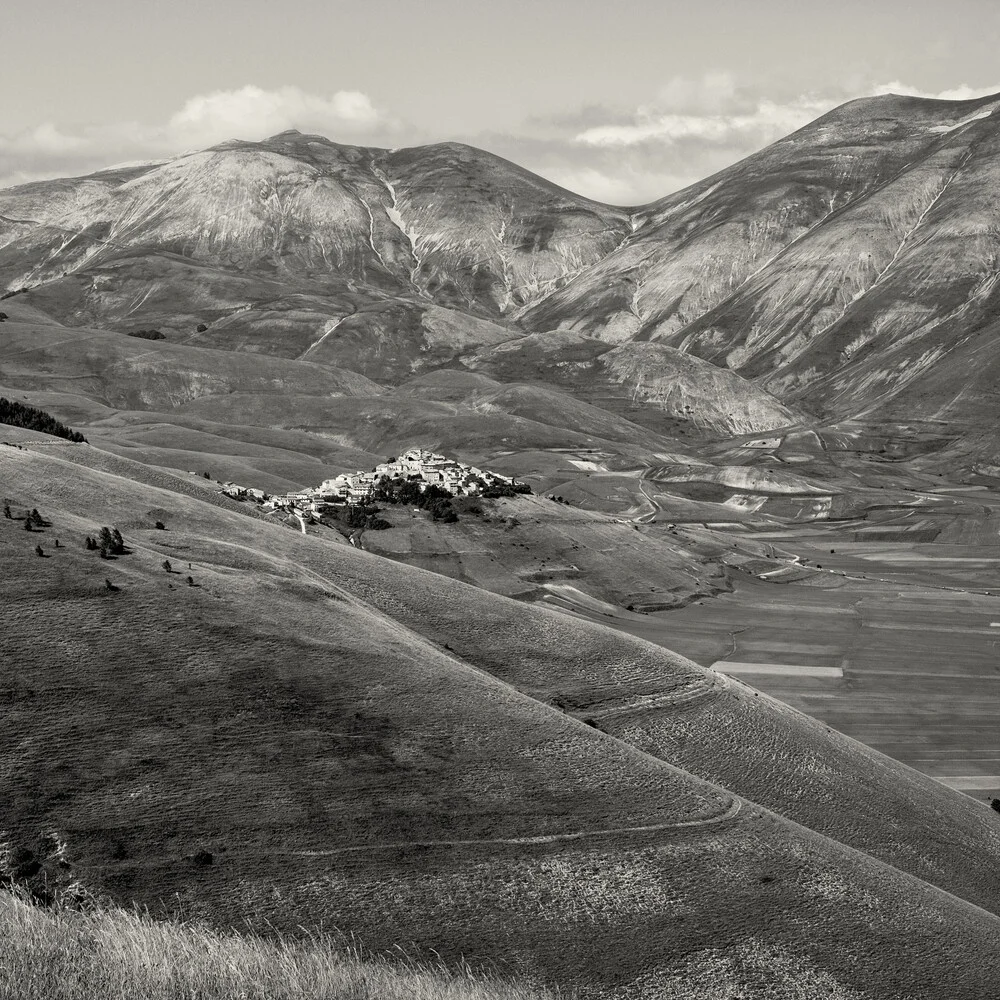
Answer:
578, 489, 1000, 805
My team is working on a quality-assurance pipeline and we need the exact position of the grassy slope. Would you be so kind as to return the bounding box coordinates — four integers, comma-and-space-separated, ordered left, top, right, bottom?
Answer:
0, 895, 552, 1000
0, 322, 382, 409
316, 522, 1000, 918
2, 441, 1000, 997
0, 316, 691, 491
361, 493, 729, 608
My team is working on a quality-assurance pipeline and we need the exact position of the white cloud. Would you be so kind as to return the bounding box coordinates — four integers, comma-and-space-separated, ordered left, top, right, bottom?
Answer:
575, 73, 835, 149
166, 85, 385, 148
873, 81, 1000, 101
0, 85, 396, 189
4, 75, 1000, 204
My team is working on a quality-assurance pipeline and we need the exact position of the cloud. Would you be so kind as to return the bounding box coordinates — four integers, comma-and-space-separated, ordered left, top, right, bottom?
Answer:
574, 73, 835, 149
0, 85, 398, 189
512, 74, 1000, 202
484, 73, 845, 203
165, 85, 386, 148
873, 81, 1000, 101
4, 75, 1000, 204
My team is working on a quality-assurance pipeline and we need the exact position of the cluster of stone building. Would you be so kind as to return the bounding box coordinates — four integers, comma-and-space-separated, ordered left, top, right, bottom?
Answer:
222, 448, 516, 513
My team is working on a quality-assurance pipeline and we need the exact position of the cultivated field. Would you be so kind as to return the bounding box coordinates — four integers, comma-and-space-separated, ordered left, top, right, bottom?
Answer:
593, 492, 1000, 806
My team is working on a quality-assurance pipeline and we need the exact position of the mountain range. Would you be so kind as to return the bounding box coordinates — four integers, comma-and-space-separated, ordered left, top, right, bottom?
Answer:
3, 91, 1000, 465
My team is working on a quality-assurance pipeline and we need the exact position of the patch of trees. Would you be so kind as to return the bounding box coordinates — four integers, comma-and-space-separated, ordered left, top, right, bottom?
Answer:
991, 798, 1000, 814
126, 329, 165, 340
480, 480, 532, 499
85, 526, 127, 559
372, 477, 458, 522
320, 503, 392, 534
22, 508, 47, 530
0, 397, 86, 442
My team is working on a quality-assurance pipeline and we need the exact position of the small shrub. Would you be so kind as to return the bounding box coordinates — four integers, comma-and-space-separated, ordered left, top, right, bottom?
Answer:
196, 323, 208, 332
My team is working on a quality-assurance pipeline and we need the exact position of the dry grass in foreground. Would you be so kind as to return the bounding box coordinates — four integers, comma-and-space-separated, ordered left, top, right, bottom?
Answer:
0, 893, 556, 1000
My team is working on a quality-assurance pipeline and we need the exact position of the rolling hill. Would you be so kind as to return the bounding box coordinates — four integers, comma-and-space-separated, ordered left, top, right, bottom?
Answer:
3, 435, 1000, 999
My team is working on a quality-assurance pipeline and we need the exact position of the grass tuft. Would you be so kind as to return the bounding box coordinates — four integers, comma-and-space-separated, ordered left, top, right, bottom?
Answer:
0, 891, 557, 1000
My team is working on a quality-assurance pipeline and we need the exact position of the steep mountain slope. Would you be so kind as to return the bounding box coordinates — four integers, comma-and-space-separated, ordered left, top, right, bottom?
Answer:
518, 92, 1000, 453
0, 132, 629, 362
4, 438, 1000, 999
522, 93, 1000, 342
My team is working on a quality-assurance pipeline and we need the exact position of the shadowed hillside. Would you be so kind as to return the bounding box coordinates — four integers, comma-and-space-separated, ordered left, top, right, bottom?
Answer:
3, 439, 1000, 998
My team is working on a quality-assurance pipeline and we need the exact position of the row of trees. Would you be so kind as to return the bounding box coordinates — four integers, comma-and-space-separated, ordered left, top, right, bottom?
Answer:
0, 398, 86, 443
126, 329, 165, 340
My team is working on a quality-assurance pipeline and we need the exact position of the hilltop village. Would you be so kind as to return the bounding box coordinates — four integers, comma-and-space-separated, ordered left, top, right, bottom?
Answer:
221, 448, 528, 515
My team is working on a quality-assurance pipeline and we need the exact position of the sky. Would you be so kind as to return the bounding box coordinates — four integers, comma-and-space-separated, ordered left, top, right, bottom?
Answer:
3, 0, 1000, 203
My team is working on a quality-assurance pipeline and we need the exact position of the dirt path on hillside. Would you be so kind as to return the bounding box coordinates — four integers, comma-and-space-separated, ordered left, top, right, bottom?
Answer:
293, 797, 743, 858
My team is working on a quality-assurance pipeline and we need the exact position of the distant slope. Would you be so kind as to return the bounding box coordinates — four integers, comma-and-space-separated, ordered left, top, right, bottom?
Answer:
468, 332, 800, 436
0, 321, 381, 409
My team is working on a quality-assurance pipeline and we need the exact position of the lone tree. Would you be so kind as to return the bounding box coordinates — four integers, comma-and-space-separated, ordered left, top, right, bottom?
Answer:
23, 518, 32, 532
34, 544, 44, 557
162, 560, 172, 573
991, 798, 1000, 814
154, 520, 166, 530
3, 504, 11, 519
186, 576, 194, 587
